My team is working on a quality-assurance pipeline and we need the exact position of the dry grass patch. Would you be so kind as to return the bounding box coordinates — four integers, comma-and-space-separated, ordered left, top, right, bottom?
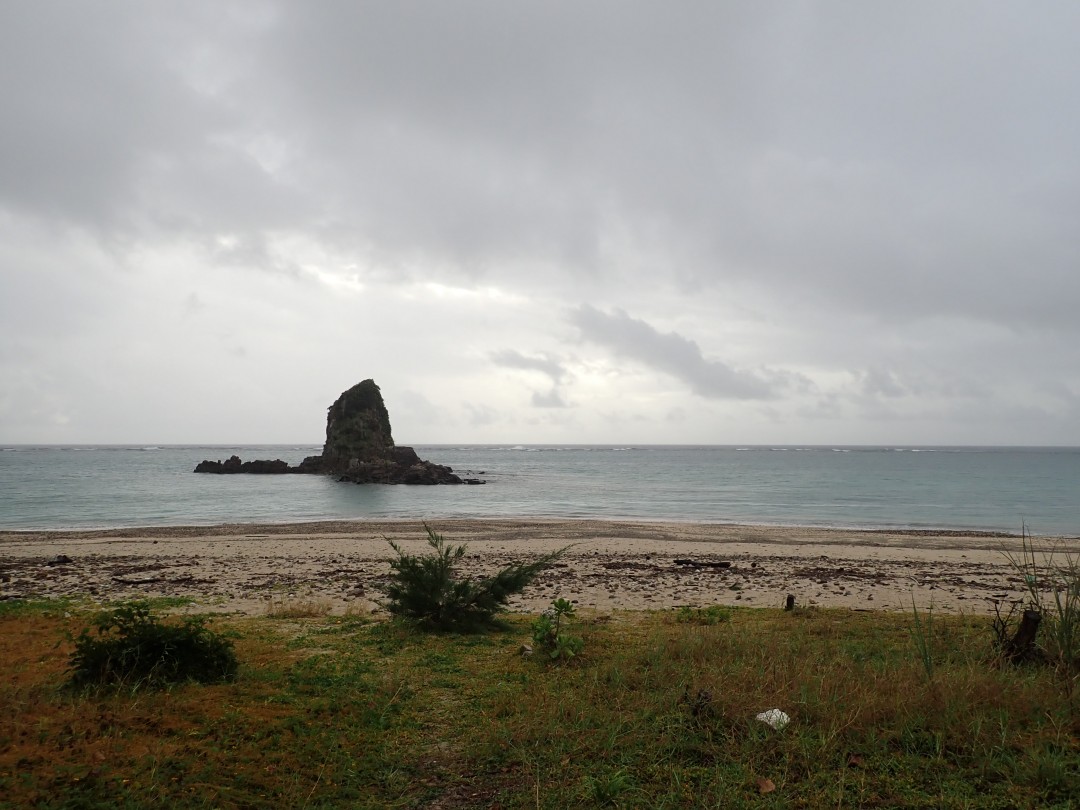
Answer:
263, 595, 334, 619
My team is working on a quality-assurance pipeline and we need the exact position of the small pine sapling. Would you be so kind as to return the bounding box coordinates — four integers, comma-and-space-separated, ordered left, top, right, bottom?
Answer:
383, 524, 567, 632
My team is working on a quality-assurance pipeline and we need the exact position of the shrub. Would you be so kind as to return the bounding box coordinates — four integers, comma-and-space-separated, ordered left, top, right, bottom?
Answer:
67, 601, 238, 689
383, 524, 567, 631
532, 597, 584, 661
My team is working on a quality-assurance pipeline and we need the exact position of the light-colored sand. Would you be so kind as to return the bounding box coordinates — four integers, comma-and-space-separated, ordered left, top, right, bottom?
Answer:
1, 519, 1073, 616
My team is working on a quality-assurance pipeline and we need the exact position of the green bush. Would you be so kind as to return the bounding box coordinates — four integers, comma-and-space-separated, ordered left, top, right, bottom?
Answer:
532, 598, 584, 661
383, 524, 566, 631
67, 601, 238, 689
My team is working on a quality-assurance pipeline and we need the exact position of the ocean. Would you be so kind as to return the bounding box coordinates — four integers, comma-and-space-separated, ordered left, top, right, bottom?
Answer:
0, 445, 1078, 535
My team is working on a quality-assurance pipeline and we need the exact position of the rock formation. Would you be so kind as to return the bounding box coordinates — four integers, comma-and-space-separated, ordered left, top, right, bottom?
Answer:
194, 457, 291, 474
194, 379, 473, 485
301, 379, 397, 471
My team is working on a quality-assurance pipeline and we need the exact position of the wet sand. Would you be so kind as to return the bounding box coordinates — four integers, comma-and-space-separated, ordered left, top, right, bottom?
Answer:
0, 519, 1071, 616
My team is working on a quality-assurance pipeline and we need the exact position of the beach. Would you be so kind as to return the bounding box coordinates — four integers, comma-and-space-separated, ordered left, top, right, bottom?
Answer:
0, 519, 1058, 616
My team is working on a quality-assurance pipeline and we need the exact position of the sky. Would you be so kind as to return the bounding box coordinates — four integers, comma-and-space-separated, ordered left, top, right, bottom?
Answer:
2, 2, 1079, 446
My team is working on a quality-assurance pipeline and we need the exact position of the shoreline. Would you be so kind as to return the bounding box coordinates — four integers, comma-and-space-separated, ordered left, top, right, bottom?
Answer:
0, 515, 1031, 538
1, 518, 1070, 616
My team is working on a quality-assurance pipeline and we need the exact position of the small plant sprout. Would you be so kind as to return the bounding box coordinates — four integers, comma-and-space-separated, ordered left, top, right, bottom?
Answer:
586, 768, 635, 806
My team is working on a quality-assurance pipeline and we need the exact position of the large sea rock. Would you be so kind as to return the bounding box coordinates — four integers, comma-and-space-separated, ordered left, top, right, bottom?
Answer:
195, 379, 467, 485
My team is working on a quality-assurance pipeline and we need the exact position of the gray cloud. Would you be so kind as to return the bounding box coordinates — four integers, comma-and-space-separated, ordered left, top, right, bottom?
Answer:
531, 389, 569, 409
491, 350, 570, 409
570, 305, 779, 400
860, 369, 907, 400
463, 402, 499, 428
490, 349, 567, 384
1, 3, 1079, 444
4, 3, 1079, 328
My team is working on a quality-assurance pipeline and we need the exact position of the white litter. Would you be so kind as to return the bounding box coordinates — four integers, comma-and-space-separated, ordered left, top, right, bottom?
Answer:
755, 709, 790, 730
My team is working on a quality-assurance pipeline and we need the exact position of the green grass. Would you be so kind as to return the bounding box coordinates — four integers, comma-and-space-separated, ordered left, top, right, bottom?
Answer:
1, 604, 1077, 808
0, 595, 197, 619
0, 595, 92, 618
675, 604, 733, 626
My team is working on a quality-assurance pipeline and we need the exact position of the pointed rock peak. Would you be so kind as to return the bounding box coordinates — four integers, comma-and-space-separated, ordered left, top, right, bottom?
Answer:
322, 379, 395, 465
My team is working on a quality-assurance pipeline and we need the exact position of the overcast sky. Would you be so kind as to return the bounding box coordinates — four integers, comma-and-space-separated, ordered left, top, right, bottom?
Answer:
2, 2, 1079, 446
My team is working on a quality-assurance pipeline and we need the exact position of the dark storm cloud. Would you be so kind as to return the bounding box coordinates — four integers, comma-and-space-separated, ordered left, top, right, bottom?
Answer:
570, 305, 779, 400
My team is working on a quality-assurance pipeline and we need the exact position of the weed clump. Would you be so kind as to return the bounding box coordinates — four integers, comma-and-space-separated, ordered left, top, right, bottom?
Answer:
67, 601, 238, 689
1000, 524, 1080, 674
532, 598, 584, 661
910, 598, 937, 681
383, 524, 566, 631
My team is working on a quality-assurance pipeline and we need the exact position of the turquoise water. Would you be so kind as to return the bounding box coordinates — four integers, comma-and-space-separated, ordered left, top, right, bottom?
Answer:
1, 445, 1078, 535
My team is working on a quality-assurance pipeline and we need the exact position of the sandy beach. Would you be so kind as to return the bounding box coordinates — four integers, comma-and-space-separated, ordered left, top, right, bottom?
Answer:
0, 519, 1068, 617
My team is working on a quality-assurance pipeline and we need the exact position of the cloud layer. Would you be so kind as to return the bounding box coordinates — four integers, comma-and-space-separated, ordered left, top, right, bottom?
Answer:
2, 2, 1078, 444
570, 306, 780, 400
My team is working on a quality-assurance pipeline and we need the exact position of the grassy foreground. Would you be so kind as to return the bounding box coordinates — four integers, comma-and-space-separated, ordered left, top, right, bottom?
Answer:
1, 599, 1078, 809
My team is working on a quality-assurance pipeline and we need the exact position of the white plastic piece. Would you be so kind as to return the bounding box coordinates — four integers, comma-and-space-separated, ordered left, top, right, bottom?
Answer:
755, 709, 790, 730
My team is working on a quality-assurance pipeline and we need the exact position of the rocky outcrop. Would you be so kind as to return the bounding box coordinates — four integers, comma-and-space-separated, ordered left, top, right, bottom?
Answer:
194, 456, 293, 474
322, 379, 395, 466
194, 380, 473, 485
333, 457, 460, 485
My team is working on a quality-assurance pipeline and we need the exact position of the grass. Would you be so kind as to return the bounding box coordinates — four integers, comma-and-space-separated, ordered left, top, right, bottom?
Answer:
264, 596, 335, 619
1005, 526, 1080, 677
1, 599, 1078, 808
910, 597, 936, 681
675, 604, 733, 626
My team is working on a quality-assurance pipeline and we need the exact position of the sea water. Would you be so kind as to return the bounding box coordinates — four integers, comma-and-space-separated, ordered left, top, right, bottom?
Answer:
0, 445, 1078, 535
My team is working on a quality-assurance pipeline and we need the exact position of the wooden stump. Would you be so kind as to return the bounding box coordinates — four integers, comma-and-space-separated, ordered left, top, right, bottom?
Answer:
1004, 609, 1042, 663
